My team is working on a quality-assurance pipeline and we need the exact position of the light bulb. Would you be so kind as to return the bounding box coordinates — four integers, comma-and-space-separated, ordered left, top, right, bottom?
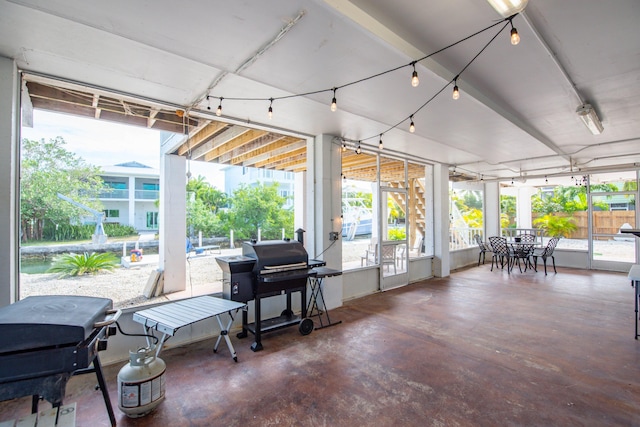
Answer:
356, 144, 361, 155
379, 136, 383, 150
510, 27, 520, 45
409, 119, 415, 133
268, 106, 273, 119
342, 143, 347, 152
330, 88, 337, 112
452, 85, 460, 100
411, 70, 419, 87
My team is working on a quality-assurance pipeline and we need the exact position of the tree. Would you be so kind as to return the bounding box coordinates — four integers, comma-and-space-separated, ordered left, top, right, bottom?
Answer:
500, 194, 516, 228
20, 137, 104, 241
186, 176, 228, 237
532, 185, 610, 214
227, 182, 293, 240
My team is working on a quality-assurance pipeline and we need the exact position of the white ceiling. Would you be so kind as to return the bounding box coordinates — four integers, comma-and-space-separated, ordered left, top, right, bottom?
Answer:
1, 0, 639, 181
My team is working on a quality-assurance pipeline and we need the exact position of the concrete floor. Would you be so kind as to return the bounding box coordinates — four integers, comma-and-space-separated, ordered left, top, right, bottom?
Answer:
2, 265, 640, 426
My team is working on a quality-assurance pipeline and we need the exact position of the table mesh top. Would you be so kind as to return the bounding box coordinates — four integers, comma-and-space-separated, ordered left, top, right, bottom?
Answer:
133, 296, 245, 336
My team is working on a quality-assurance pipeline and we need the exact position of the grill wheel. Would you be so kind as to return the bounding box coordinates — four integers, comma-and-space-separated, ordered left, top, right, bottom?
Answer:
299, 318, 314, 336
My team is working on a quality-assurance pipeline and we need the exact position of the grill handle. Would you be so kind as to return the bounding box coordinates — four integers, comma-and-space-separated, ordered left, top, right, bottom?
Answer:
94, 308, 122, 328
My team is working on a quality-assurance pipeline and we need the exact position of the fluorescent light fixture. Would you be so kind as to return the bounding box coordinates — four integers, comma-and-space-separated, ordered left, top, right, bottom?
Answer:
486, 0, 529, 18
576, 104, 604, 135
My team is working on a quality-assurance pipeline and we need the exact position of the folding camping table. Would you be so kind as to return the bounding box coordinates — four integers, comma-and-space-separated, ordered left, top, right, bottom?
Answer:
133, 296, 246, 362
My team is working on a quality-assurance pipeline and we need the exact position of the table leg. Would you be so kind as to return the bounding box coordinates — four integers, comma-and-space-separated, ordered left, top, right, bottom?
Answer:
213, 309, 239, 362
313, 277, 342, 330
307, 277, 323, 328
635, 279, 639, 339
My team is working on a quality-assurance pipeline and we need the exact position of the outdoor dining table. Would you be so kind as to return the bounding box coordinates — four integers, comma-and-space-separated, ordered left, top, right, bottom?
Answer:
506, 239, 539, 272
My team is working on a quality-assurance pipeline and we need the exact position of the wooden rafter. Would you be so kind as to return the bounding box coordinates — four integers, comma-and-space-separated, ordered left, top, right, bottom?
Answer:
203, 129, 268, 162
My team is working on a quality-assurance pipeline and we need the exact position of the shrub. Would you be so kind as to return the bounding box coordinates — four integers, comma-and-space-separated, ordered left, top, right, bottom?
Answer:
533, 214, 577, 238
47, 252, 119, 277
104, 223, 137, 237
43, 222, 137, 241
388, 228, 406, 241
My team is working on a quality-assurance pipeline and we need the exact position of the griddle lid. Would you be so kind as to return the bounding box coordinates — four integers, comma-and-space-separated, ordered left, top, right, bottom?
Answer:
0, 295, 113, 353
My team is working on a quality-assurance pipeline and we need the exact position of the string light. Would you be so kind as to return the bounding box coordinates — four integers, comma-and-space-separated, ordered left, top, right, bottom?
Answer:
206, 95, 211, 111
509, 20, 520, 45
452, 77, 460, 100
342, 142, 347, 152
545, 175, 548, 184
330, 88, 337, 112
268, 98, 273, 119
203, 16, 518, 144
355, 141, 362, 154
378, 135, 384, 150
411, 62, 419, 87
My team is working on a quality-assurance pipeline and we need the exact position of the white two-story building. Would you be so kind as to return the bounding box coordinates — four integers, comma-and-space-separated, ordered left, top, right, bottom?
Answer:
99, 161, 160, 233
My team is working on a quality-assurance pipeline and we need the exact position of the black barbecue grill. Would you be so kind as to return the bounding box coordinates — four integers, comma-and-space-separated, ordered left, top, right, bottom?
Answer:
216, 238, 324, 351
0, 295, 121, 426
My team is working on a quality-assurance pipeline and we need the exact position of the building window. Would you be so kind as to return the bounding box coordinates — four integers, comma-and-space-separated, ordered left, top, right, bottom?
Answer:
104, 181, 126, 189
146, 212, 159, 228
104, 209, 119, 218
142, 183, 159, 191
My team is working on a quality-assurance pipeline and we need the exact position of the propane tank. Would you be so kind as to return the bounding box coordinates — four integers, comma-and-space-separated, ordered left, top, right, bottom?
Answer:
118, 346, 166, 418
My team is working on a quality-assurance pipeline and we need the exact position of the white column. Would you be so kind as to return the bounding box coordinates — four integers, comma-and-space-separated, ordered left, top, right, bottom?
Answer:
0, 56, 19, 307
516, 186, 536, 229
159, 154, 186, 294
294, 171, 306, 240
484, 181, 501, 237
128, 175, 136, 228
423, 164, 434, 256
310, 134, 343, 310
433, 163, 450, 277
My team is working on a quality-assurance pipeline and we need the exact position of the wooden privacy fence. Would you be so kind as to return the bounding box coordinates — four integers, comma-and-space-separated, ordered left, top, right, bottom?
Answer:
533, 211, 636, 239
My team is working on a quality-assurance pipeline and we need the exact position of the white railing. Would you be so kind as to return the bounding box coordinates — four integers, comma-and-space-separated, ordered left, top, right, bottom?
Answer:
135, 189, 159, 200
450, 227, 484, 250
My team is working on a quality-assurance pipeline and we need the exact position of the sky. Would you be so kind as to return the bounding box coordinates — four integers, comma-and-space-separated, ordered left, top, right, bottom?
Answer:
21, 109, 225, 187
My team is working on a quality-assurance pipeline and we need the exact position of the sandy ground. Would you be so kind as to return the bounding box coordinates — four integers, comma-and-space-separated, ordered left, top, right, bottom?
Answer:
19, 252, 230, 309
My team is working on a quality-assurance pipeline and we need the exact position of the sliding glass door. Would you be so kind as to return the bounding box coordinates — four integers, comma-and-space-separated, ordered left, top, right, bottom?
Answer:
589, 171, 638, 270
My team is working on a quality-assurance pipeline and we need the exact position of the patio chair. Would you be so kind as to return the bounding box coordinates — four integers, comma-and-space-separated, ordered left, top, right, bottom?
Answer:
532, 237, 560, 275
473, 234, 492, 266
381, 244, 397, 273
488, 236, 513, 273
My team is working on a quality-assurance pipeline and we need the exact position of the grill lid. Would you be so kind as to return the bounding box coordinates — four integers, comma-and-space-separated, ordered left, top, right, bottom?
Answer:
242, 239, 308, 272
0, 295, 113, 353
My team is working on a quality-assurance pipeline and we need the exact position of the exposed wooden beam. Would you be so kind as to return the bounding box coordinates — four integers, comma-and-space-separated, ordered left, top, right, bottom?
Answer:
190, 126, 250, 161
92, 94, 101, 119
240, 138, 304, 166
203, 129, 269, 162
177, 121, 229, 156
147, 107, 160, 128
254, 146, 306, 168
218, 134, 287, 165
